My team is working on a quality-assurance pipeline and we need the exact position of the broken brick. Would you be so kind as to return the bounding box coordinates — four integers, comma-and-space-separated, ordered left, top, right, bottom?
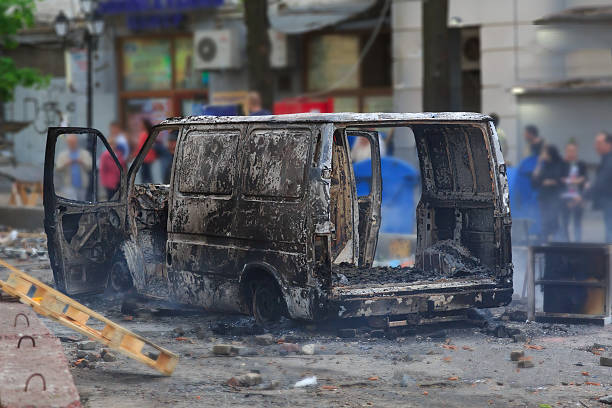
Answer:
212, 344, 241, 356
510, 351, 524, 361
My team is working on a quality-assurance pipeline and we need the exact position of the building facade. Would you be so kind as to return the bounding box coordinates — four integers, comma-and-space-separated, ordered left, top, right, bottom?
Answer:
392, 0, 612, 165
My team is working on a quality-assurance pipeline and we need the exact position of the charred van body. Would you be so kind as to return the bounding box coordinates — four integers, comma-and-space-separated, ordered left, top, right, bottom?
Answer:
43, 113, 513, 323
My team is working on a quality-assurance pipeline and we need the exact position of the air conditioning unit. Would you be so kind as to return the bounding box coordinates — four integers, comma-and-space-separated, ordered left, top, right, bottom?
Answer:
269, 29, 288, 68
193, 29, 241, 70
461, 28, 480, 71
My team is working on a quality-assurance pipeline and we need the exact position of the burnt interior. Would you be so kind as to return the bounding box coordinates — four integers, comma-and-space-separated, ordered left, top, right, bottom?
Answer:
331, 124, 509, 290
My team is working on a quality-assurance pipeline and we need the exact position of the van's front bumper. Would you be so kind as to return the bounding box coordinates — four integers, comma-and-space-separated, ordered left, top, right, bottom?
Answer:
329, 278, 513, 319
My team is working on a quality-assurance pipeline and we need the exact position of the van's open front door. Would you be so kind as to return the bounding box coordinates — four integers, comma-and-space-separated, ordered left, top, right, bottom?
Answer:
43, 127, 127, 295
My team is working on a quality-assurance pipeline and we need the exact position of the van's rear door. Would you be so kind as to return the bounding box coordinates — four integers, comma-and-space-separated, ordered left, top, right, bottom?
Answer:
43, 127, 127, 294
347, 130, 382, 267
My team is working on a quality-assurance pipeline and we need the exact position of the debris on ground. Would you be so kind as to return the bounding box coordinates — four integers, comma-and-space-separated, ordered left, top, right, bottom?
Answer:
0, 260, 179, 375
227, 372, 262, 387
301, 344, 316, 355
518, 360, 535, 368
600, 356, 612, 367
501, 309, 528, 322
253, 334, 276, 345
212, 344, 241, 356
101, 349, 117, 362
510, 351, 525, 361
599, 395, 612, 404
294, 376, 318, 388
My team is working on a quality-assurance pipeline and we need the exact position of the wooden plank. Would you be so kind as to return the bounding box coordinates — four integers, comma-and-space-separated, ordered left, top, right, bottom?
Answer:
0, 259, 179, 376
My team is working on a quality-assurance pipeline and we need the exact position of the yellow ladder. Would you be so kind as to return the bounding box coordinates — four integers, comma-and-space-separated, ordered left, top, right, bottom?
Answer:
0, 259, 179, 376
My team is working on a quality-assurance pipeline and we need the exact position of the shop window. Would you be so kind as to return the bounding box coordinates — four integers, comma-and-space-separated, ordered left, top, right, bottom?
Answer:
243, 129, 310, 199
122, 39, 172, 91
305, 31, 392, 113
174, 37, 198, 89
177, 130, 239, 195
307, 35, 360, 92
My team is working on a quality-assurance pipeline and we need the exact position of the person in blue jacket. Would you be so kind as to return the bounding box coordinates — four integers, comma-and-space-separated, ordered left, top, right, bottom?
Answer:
510, 125, 544, 237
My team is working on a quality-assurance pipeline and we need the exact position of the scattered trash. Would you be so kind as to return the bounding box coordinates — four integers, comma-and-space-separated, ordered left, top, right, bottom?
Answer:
301, 344, 316, 355
212, 344, 241, 356
510, 351, 524, 361
227, 372, 262, 387
294, 376, 317, 388
253, 334, 276, 346
601, 356, 612, 367
77, 341, 97, 351
518, 360, 534, 368
101, 349, 117, 362
599, 395, 612, 404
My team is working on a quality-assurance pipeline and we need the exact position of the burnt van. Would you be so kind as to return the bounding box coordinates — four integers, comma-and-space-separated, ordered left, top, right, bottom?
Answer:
44, 113, 513, 324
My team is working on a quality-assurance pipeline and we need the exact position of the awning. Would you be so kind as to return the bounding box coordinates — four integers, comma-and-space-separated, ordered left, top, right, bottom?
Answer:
535, 6, 612, 25
268, 0, 376, 34
512, 78, 612, 96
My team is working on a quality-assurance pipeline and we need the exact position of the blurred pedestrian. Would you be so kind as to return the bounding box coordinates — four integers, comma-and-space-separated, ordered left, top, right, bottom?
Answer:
524, 124, 544, 156
248, 91, 272, 116
109, 121, 129, 159
99, 133, 126, 200
582, 132, 612, 242
511, 125, 544, 238
137, 118, 156, 183
532, 144, 564, 243
560, 141, 587, 242
55, 134, 92, 201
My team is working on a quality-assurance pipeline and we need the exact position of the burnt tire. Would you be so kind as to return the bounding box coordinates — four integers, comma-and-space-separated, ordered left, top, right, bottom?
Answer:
252, 279, 286, 325
110, 250, 134, 293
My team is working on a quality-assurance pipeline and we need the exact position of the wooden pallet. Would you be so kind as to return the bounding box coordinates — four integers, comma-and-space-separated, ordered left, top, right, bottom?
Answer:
0, 259, 179, 376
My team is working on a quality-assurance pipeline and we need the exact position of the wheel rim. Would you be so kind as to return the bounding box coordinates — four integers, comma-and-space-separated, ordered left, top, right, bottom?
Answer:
110, 261, 133, 292
253, 285, 282, 324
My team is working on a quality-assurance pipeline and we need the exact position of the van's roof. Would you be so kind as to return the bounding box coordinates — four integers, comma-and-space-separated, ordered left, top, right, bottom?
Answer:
159, 112, 491, 127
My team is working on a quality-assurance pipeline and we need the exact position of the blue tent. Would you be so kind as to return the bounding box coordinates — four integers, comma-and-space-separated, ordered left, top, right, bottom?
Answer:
353, 157, 419, 234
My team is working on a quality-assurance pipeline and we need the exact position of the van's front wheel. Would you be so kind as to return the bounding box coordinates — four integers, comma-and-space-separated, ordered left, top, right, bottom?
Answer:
109, 251, 134, 293
252, 280, 286, 324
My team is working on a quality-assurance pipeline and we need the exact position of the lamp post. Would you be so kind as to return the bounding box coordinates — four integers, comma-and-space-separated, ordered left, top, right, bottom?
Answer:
54, 3, 105, 128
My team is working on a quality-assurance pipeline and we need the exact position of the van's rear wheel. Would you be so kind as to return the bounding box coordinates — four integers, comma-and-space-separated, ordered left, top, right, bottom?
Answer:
252, 280, 286, 324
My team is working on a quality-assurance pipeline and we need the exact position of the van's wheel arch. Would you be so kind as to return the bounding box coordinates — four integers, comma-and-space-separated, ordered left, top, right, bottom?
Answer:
109, 245, 135, 293
241, 270, 288, 324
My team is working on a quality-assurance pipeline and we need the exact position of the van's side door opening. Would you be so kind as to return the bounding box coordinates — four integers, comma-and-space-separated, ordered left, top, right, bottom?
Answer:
329, 123, 512, 318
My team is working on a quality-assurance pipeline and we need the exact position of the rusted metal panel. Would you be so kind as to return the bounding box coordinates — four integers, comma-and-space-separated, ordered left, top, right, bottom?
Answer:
0, 303, 81, 408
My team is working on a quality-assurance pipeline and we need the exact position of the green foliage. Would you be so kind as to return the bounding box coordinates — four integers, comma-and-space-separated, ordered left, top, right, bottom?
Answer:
0, 0, 48, 102
0, 57, 48, 101
0, 0, 37, 49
